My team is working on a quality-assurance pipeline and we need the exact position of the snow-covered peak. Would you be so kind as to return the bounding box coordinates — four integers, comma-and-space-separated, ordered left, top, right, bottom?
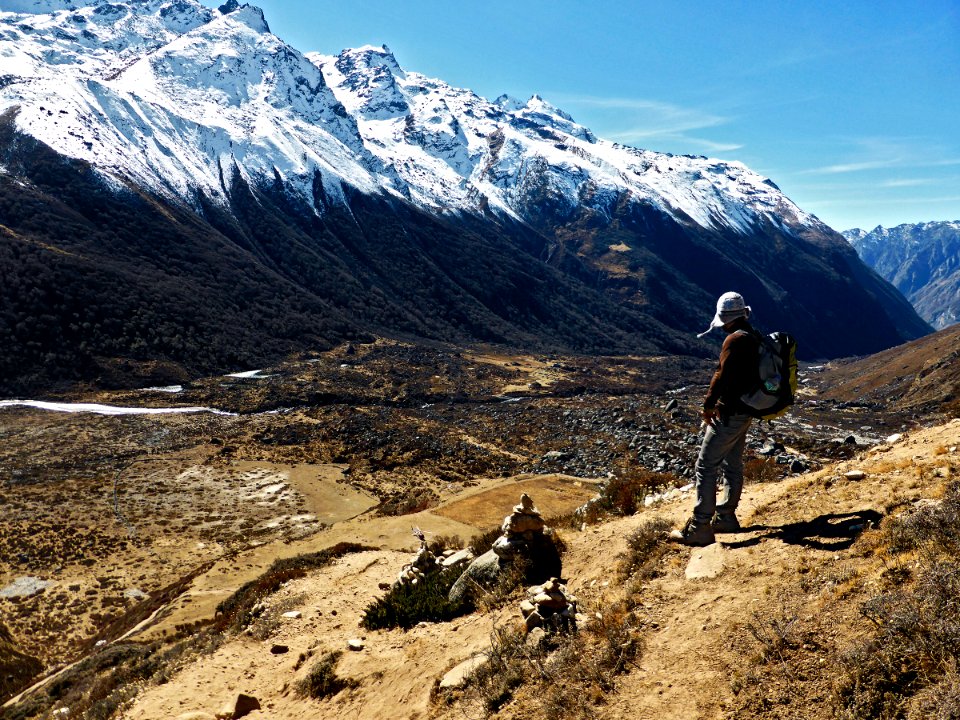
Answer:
0, 2, 826, 238
338, 44, 405, 78
0, 0, 94, 13
214, 2, 268, 34
495, 94, 525, 112
509, 93, 594, 143
524, 93, 574, 123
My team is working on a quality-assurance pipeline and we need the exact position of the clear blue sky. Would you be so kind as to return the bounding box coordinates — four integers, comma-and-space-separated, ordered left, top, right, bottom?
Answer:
220, 0, 959, 232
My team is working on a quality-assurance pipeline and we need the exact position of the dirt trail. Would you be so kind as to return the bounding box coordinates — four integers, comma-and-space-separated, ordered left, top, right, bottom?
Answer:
593, 420, 958, 720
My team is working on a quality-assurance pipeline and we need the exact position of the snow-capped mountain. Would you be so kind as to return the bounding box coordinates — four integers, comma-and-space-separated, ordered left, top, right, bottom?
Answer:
844, 221, 960, 329
2, 0, 821, 234
0, 0, 932, 392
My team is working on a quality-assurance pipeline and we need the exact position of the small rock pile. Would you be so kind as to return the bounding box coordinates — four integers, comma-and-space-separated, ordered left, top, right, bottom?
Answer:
396, 527, 473, 588
520, 577, 578, 633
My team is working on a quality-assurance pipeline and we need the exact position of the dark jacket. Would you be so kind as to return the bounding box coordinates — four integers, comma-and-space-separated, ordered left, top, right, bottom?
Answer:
703, 317, 761, 415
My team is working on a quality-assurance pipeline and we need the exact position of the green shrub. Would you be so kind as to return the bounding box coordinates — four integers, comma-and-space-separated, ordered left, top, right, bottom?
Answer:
361, 569, 469, 630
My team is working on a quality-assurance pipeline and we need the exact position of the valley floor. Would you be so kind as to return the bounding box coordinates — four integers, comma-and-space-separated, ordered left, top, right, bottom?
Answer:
1, 342, 956, 719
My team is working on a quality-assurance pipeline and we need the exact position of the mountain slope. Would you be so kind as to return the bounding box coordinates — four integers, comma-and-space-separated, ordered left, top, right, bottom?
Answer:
819, 321, 960, 415
0, 0, 931, 392
844, 221, 960, 329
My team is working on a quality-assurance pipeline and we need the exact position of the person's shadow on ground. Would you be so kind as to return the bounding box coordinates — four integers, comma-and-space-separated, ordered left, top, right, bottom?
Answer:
725, 509, 884, 551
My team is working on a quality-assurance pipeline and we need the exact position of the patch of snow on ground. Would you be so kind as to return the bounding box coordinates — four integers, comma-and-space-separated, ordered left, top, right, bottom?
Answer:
0, 576, 52, 598
0, 400, 234, 415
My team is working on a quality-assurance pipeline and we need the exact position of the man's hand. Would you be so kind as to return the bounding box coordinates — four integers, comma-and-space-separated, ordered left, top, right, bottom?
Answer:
701, 407, 718, 426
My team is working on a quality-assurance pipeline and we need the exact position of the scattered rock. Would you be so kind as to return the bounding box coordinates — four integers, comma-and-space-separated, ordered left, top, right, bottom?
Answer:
440, 548, 474, 568
439, 654, 488, 689
844, 470, 867, 481
760, 439, 785, 456
685, 544, 727, 580
215, 693, 260, 720
175, 713, 217, 720
525, 626, 547, 648
0, 577, 53, 598
281, 611, 302, 619
347, 638, 364, 651
269, 644, 289, 655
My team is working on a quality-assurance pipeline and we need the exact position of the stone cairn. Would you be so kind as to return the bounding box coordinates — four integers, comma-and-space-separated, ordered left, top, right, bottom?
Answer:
448, 493, 561, 604
394, 527, 473, 588
492, 493, 546, 560
520, 577, 578, 633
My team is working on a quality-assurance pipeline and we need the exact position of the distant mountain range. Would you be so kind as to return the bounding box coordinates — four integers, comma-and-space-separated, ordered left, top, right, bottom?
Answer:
0, 0, 931, 393
843, 221, 960, 330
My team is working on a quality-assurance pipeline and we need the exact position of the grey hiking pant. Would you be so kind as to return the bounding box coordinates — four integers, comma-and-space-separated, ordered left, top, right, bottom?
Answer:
692, 412, 753, 525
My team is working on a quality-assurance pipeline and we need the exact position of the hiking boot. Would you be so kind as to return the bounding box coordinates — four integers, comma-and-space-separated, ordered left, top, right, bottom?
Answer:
712, 513, 741, 534
669, 519, 715, 547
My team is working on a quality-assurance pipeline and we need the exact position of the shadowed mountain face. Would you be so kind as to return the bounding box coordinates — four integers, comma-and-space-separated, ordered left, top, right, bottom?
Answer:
0, 119, 928, 396
0, 2, 931, 393
844, 222, 960, 330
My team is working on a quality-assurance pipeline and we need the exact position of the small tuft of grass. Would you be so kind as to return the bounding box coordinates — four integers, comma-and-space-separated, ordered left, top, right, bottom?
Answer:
617, 517, 673, 582
743, 456, 782, 484
294, 651, 358, 700
578, 468, 679, 523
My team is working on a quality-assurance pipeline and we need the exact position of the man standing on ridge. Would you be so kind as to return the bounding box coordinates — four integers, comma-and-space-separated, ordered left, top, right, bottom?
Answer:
670, 291, 761, 547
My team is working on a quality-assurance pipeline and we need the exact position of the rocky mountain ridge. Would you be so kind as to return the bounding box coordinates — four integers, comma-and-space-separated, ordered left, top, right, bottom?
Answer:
844, 220, 960, 329
3, 0, 819, 232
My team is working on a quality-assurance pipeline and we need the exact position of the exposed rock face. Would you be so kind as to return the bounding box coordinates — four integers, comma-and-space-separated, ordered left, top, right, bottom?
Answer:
448, 549, 503, 605
845, 221, 960, 330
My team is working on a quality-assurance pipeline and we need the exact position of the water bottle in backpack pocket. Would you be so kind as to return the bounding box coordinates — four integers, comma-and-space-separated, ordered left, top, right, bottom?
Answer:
740, 331, 797, 420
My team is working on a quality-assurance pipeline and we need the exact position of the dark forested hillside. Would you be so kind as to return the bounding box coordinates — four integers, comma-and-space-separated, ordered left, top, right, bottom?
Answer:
0, 115, 931, 395
0, 121, 690, 395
